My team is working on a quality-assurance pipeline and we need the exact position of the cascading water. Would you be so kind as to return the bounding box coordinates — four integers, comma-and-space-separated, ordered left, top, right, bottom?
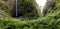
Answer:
16, 0, 18, 17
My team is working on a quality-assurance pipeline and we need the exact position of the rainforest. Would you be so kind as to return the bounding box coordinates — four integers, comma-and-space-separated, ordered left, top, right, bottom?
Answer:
0, 0, 60, 29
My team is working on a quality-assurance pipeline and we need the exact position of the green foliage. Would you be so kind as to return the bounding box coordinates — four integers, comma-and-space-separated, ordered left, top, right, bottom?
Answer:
0, 9, 60, 29
56, 0, 60, 9
0, 0, 60, 29
17, 0, 40, 19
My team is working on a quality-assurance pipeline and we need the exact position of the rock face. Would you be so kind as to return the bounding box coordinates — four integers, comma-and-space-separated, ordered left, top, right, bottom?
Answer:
0, 0, 40, 19
0, 0, 16, 17
0, 0, 15, 11
0, 0, 56, 19
0, 12, 11, 18
42, 0, 56, 16
0, 1, 8, 10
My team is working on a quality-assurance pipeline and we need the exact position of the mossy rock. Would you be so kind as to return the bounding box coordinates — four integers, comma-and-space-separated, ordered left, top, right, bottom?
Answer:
0, 0, 41, 20
9, 0, 40, 20
17, 0, 41, 19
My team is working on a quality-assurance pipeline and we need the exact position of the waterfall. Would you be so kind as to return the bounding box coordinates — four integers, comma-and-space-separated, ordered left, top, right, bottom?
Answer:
16, 0, 18, 17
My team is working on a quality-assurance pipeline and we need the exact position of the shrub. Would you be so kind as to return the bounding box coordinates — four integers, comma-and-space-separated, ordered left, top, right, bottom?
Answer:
0, 9, 60, 29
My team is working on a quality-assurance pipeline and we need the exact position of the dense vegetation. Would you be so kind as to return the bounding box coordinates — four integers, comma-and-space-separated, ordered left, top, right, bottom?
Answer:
0, 0, 60, 29
0, 9, 60, 29
0, 0, 40, 19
